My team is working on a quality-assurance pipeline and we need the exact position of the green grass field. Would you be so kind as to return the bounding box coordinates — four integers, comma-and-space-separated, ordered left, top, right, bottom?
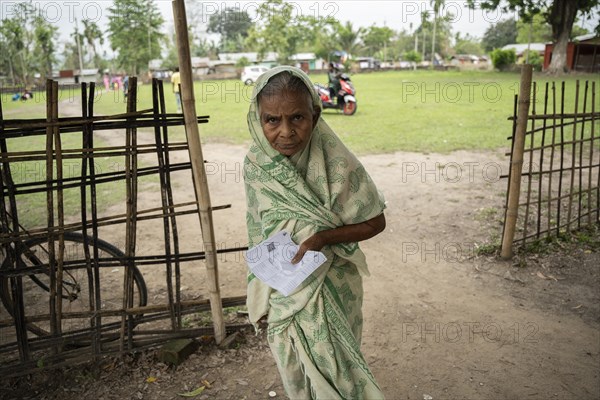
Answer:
3, 69, 597, 155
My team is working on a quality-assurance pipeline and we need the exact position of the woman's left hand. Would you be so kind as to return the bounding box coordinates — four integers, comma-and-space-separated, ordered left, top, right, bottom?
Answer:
291, 233, 325, 264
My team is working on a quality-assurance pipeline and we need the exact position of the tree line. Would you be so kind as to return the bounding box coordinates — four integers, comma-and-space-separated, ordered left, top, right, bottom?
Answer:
1, 0, 597, 86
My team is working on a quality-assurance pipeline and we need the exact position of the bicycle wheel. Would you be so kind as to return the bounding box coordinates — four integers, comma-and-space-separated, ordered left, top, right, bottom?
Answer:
0, 232, 147, 337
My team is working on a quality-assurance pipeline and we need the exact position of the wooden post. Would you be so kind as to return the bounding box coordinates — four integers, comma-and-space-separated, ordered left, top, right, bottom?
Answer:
501, 65, 533, 259
172, 0, 225, 344
45, 80, 58, 340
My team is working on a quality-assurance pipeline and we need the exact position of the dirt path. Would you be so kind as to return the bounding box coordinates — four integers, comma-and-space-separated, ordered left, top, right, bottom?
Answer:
3, 98, 599, 399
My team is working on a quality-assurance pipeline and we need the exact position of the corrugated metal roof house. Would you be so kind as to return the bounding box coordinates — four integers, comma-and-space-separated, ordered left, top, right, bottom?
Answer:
543, 34, 600, 73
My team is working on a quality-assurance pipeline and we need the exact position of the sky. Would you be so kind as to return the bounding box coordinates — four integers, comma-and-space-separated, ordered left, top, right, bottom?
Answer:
169, 0, 511, 36
1, 0, 598, 56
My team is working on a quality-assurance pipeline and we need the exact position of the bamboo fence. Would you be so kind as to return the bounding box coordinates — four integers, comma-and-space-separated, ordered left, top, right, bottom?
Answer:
501, 68, 599, 257
0, 79, 248, 378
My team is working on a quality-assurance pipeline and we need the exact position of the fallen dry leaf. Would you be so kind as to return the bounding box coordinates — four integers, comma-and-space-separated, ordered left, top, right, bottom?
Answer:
201, 379, 212, 388
178, 386, 205, 397
536, 271, 549, 280
146, 376, 157, 383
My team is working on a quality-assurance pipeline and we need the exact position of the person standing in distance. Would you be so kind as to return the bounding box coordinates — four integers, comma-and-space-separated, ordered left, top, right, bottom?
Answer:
171, 67, 181, 113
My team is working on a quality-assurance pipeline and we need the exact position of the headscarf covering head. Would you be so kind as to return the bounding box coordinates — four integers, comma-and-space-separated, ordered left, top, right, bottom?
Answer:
247, 66, 322, 161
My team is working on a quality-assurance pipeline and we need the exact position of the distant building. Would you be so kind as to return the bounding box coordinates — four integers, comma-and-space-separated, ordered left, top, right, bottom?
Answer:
53, 69, 99, 84
501, 43, 546, 58
543, 34, 600, 73
191, 57, 211, 75
355, 57, 381, 70
289, 53, 324, 71
148, 59, 170, 80
210, 61, 237, 77
218, 52, 278, 68
450, 54, 480, 64
449, 54, 490, 70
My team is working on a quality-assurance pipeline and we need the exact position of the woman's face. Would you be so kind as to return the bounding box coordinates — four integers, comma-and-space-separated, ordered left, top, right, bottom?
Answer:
259, 88, 320, 156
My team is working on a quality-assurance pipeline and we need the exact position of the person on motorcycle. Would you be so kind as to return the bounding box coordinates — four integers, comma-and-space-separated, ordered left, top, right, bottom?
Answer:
327, 62, 342, 103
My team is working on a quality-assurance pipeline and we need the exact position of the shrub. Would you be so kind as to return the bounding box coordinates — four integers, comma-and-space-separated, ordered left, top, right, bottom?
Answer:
490, 48, 517, 71
403, 50, 422, 64
522, 50, 543, 71
235, 57, 250, 68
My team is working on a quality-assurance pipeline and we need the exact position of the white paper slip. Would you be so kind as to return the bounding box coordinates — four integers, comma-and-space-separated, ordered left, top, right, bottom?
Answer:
246, 231, 327, 296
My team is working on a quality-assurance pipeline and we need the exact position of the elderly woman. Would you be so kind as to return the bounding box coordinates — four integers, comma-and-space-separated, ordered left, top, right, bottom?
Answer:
244, 66, 386, 399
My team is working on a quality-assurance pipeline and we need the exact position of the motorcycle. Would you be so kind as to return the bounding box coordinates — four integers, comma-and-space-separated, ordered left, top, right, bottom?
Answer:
314, 73, 357, 116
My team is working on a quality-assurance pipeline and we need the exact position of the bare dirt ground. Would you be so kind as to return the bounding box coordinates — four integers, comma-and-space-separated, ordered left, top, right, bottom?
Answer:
2, 106, 599, 399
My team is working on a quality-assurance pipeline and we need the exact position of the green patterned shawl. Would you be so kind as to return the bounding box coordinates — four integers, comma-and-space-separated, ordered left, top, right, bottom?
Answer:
244, 66, 386, 399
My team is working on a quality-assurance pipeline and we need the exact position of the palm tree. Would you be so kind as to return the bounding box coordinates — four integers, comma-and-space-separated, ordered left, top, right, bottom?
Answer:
33, 15, 58, 79
70, 26, 85, 70
335, 21, 364, 60
430, 0, 444, 67
82, 20, 104, 67
420, 11, 429, 61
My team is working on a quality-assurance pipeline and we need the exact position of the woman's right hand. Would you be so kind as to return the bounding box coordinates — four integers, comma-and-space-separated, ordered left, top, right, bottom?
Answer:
291, 232, 326, 264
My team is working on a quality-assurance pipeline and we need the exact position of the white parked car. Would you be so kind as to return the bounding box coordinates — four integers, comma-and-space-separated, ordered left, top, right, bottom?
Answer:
241, 66, 269, 85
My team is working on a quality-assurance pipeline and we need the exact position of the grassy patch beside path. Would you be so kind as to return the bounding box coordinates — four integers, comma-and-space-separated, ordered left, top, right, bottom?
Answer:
3, 70, 595, 155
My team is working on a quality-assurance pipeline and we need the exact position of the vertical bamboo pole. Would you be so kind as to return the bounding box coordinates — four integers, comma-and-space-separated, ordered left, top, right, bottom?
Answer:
547, 83, 557, 237
537, 82, 549, 236
577, 81, 588, 229
152, 79, 177, 329
501, 65, 533, 259
522, 82, 537, 243
121, 77, 138, 352
501, 94, 519, 244
45, 79, 58, 341
158, 81, 183, 328
172, 0, 225, 343
52, 80, 65, 340
591, 82, 598, 223
80, 82, 99, 356
88, 82, 103, 354
566, 81, 579, 230
556, 82, 566, 236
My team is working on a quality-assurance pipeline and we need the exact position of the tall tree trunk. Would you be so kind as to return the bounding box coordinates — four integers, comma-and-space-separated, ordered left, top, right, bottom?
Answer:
431, 17, 437, 68
547, 0, 577, 73
46, 55, 52, 80
91, 43, 97, 66
8, 55, 15, 84
19, 52, 27, 86
422, 30, 426, 61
